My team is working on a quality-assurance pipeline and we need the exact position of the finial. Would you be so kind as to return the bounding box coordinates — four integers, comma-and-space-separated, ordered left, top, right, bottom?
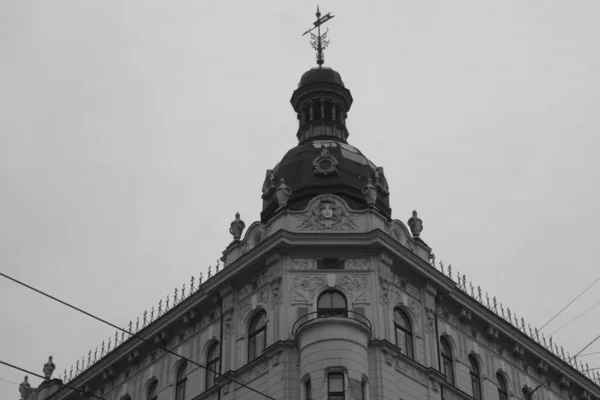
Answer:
302, 6, 335, 66
199, 271, 203, 284
216, 259, 220, 273
43, 356, 56, 379
208, 265, 212, 278
182, 282, 186, 299
408, 210, 423, 238
151, 306, 155, 322
174, 287, 178, 304
19, 376, 31, 399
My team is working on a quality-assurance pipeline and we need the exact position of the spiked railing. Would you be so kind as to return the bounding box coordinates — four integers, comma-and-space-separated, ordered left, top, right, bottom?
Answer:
60, 260, 222, 384
430, 255, 600, 386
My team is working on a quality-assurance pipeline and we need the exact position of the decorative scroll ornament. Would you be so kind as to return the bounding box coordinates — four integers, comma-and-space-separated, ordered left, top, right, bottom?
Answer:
408, 210, 423, 238
291, 258, 317, 269
261, 169, 276, 199
297, 195, 357, 230
361, 178, 377, 207
229, 212, 246, 241
276, 178, 292, 208
313, 147, 338, 176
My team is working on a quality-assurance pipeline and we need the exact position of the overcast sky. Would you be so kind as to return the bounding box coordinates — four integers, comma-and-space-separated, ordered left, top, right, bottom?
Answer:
2, 1, 600, 398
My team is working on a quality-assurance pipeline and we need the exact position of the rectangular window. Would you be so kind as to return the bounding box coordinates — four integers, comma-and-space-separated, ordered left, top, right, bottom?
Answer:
317, 258, 344, 270
328, 373, 345, 400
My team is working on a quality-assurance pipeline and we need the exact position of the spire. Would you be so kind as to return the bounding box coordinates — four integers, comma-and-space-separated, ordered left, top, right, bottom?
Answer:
302, 6, 335, 67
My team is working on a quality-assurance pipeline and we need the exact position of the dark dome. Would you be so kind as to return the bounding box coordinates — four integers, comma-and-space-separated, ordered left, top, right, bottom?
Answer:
260, 140, 391, 222
299, 67, 345, 88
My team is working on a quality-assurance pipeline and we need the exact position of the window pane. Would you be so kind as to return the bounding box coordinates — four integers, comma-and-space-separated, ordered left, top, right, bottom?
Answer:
331, 293, 346, 309
256, 330, 265, 354
329, 374, 344, 392
248, 338, 256, 360
318, 293, 331, 308
394, 309, 410, 330
329, 396, 344, 400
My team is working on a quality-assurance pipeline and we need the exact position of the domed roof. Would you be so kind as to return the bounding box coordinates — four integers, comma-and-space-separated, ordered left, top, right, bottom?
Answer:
299, 67, 345, 88
260, 140, 391, 222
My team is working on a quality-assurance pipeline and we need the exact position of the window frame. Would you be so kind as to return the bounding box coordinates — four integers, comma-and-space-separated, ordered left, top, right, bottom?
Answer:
175, 362, 187, 400
206, 341, 220, 389
317, 290, 348, 318
469, 355, 482, 400
440, 337, 454, 385
393, 308, 414, 359
248, 310, 267, 362
327, 372, 345, 400
497, 372, 508, 400
147, 380, 158, 400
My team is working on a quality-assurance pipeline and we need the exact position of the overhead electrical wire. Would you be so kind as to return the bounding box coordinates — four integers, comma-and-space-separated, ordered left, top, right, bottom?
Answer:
0, 377, 19, 385
547, 299, 600, 337
0, 360, 106, 400
517, 332, 600, 400
538, 276, 600, 332
0, 272, 276, 400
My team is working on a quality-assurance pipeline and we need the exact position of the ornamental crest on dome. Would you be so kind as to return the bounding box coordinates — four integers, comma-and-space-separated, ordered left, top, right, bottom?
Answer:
313, 147, 338, 176
297, 195, 358, 230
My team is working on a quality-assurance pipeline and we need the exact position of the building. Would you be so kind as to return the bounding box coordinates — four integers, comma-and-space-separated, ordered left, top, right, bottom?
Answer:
18, 13, 600, 400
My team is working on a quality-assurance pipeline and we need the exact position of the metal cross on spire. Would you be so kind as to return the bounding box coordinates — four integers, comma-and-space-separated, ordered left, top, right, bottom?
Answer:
302, 6, 335, 67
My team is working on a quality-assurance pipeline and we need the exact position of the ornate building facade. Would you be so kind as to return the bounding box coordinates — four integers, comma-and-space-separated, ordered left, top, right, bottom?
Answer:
18, 23, 600, 400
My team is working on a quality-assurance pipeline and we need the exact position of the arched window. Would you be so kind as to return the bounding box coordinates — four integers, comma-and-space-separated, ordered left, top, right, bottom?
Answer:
497, 372, 508, 400
328, 373, 345, 400
147, 380, 158, 400
248, 311, 267, 361
394, 308, 413, 359
206, 341, 220, 389
305, 378, 312, 400
175, 362, 187, 400
440, 337, 454, 385
317, 291, 347, 317
469, 355, 482, 400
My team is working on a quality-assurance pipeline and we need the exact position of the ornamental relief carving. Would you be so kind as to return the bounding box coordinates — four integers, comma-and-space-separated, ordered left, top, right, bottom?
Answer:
296, 195, 358, 231
379, 278, 422, 321
291, 258, 317, 270
270, 277, 282, 309
336, 275, 369, 303
291, 275, 327, 303
238, 299, 252, 321
345, 259, 369, 270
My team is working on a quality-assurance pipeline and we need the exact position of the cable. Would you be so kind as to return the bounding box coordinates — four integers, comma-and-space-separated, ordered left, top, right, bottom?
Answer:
0, 272, 276, 400
547, 299, 600, 337
0, 377, 19, 385
538, 276, 600, 331
579, 351, 600, 358
0, 360, 106, 400
517, 332, 600, 400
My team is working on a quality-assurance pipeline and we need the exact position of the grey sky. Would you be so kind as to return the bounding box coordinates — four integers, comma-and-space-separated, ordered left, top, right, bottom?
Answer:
1, 1, 600, 397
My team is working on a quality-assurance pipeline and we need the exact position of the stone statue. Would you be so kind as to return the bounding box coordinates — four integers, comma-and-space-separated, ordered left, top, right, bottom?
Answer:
408, 210, 423, 238
361, 178, 377, 207
43, 355, 56, 379
229, 212, 246, 241
373, 166, 389, 196
276, 178, 292, 208
261, 169, 276, 199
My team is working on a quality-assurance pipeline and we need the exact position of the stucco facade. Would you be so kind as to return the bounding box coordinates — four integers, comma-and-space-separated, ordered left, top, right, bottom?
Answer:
18, 29, 600, 400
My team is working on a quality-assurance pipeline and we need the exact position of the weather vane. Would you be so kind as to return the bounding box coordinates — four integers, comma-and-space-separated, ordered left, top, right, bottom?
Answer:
302, 6, 335, 67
